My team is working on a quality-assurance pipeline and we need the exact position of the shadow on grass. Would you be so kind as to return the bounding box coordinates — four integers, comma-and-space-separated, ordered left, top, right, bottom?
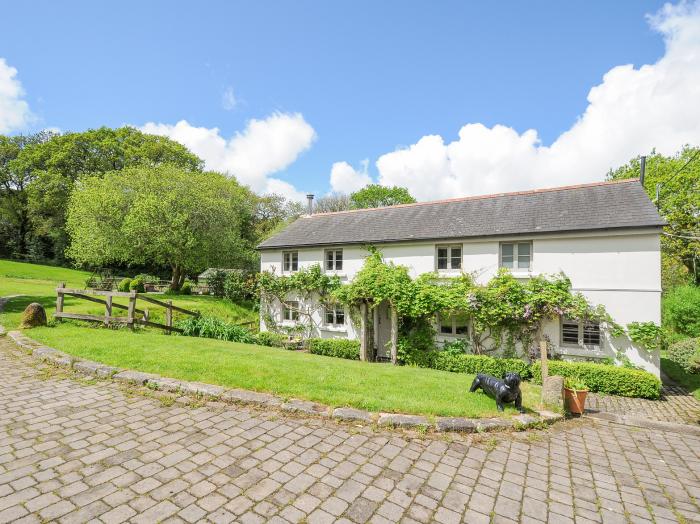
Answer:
661, 357, 700, 401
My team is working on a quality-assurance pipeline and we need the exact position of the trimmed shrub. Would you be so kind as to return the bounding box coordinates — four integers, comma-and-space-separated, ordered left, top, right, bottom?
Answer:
663, 285, 700, 337
224, 271, 248, 302
429, 352, 532, 379
308, 338, 360, 360
117, 278, 132, 292
129, 277, 145, 293
667, 338, 700, 374
207, 269, 228, 297
255, 331, 287, 348
180, 281, 192, 295
177, 315, 256, 344
531, 360, 661, 399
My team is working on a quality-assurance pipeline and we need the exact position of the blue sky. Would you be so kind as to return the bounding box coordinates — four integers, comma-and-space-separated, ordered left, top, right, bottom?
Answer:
3, 0, 699, 201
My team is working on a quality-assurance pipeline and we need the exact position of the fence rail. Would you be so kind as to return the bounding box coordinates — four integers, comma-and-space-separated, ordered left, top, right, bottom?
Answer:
55, 283, 199, 334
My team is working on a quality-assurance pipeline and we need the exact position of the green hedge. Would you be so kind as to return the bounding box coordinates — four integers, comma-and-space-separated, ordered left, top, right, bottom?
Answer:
531, 360, 661, 399
308, 338, 360, 360
667, 338, 700, 374
428, 352, 532, 379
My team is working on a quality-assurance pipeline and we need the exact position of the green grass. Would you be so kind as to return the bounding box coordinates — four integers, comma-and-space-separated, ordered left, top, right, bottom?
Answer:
0, 259, 257, 329
662, 357, 700, 401
19, 322, 541, 418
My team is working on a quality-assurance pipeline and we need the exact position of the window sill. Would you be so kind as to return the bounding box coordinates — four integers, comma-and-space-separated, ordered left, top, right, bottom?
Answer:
557, 345, 605, 358
321, 326, 347, 333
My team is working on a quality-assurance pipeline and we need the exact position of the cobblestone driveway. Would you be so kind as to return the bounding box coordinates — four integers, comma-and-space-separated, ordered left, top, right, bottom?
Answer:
1, 340, 700, 524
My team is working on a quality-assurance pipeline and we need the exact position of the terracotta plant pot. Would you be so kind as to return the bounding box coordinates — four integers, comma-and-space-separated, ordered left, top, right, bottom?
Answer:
564, 387, 588, 415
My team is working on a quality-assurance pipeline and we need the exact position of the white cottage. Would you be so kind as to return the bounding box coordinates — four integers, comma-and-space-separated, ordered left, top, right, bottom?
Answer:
258, 179, 665, 376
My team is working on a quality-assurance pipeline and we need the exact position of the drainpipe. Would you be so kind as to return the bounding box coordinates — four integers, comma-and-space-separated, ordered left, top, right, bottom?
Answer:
306, 194, 314, 215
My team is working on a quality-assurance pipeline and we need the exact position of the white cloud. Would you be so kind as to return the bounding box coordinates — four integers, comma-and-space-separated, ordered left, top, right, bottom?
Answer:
0, 58, 33, 133
141, 112, 316, 200
329, 159, 372, 193
336, 1, 700, 200
222, 86, 237, 111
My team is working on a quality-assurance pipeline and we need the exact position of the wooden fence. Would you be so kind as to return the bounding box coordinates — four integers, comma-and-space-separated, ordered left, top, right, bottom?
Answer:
55, 283, 199, 334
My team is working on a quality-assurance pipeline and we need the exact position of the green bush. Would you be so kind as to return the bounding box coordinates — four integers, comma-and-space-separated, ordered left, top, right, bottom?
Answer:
255, 331, 286, 348
129, 277, 145, 293
177, 315, 256, 344
224, 271, 248, 302
117, 278, 132, 292
531, 360, 661, 399
308, 338, 360, 360
663, 285, 700, 337
180, 281, 192, 295
429, 352, 532, 379
667, 338, 700, 374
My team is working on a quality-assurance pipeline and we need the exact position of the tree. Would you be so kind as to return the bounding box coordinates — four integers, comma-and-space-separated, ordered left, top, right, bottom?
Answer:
349, 184, 416, 209
608, 146, 700, 285
314, 192, 351, 213
66, 166, 254, 290
12, 126, 202, 261
253, 194, 304, 241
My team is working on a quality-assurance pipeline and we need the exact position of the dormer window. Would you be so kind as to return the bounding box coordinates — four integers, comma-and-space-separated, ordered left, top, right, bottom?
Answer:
436, 245, 462, 270
283, 251, 298, 273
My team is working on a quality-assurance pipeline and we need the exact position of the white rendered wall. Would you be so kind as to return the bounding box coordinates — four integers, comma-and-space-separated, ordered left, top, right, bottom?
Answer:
260, 228, 662, 376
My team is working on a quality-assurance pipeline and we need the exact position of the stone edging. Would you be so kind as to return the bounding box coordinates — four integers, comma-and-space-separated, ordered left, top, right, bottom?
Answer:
584, 410, 700, 437
3, 327, 564, 433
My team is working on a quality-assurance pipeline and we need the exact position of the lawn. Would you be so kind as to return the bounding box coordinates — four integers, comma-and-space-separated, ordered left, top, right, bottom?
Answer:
17, 322, 540, 418
0, 259, 257, 329
662, 357, 700, 402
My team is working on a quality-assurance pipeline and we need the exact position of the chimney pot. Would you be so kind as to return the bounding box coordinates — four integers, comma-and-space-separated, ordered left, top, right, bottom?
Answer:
306, 194, 314, 215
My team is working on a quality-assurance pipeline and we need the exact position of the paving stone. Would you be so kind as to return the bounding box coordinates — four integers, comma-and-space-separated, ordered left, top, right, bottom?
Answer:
377, 414, 429, 429
333, 407, 372, 423
2, 334, 700, 524
435, 417, 477, 433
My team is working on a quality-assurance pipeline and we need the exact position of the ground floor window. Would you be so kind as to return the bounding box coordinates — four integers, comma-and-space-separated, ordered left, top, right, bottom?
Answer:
283, 301, 299, 321
325, 304, 345, 326
438, 312, 469, 336
561, 316, 601, 346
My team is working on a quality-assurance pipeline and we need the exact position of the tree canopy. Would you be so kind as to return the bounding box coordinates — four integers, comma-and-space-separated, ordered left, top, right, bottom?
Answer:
349, 184, 417, 209
608, 146, 699, 285
66, 166, 254, 289
3, 126, 203, 261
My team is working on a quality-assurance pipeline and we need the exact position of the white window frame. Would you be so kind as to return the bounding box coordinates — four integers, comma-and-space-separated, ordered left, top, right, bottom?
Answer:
436, 244, 462, 271
561, 316, 601, 348
283, 301, 299, 322
437, 312, 469, 337
282, 251, 299, 273
324, 304, 345, 326
499, 241, 532, 271
324, 249, 343, 272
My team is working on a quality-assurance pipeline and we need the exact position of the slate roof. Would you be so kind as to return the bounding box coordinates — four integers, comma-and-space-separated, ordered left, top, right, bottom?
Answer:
258, 179, 665, 250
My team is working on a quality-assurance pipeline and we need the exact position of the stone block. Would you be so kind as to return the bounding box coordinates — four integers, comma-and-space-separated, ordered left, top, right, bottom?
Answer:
282, 399, 330, 417
180, 381, 225, 399
73, 360, 120, 378
512, 414, 540, 427
148, 377, 185, 393
476, 418, 513, 432
333, 407, 372, 423
435, 417, 478, 433
541, 375, 565, 410
537, 410, 564, 424
377, 414, 429, 429
221, 388, 282, 406
113, 370, 158, 385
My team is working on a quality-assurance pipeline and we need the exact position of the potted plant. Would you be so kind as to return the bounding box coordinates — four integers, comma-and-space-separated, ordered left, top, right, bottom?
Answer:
564, 377, 588, 415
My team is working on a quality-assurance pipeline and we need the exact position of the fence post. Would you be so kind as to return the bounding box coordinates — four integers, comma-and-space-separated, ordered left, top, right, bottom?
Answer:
104, 294, 113, 327
127, 291, 136, 330
55, 282, 65, 322
540, 339, 549, 382
165, 300, 173, 334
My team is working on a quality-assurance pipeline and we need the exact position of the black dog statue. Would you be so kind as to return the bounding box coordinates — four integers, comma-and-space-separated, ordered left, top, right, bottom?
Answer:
469, 372, 525, 413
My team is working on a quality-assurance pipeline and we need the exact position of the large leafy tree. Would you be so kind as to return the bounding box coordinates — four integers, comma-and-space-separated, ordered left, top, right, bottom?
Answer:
608, 146, 699, 285
66, 166, 255, 290
11, 126, 202, 261
0, 131, 55, 258
350, 184, 416, 209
